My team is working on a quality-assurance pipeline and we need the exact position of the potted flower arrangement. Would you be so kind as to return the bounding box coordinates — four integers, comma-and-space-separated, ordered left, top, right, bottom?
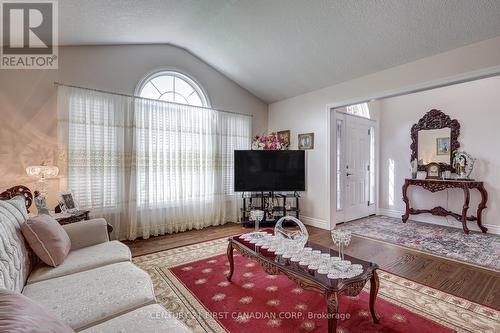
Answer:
252, 132, 289, 150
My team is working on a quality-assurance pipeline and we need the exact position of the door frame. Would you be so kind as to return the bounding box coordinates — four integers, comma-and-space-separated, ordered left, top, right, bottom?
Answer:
324, 65, 500, 230
328, 108, 379, 228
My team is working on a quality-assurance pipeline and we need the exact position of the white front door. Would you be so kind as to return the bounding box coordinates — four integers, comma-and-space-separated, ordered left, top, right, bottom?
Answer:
343, 115, 375, 221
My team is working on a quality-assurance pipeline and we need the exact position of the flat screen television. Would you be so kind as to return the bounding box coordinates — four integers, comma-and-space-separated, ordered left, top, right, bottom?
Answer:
234, 150, 305, 192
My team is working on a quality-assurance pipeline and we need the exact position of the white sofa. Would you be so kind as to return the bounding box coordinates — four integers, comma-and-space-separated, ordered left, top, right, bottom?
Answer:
0, 196, 191, 332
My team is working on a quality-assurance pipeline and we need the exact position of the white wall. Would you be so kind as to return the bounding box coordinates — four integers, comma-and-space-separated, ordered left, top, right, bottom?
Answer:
379, 75, 500, 233
268, 35, 500, 231
0, 44, 268, 207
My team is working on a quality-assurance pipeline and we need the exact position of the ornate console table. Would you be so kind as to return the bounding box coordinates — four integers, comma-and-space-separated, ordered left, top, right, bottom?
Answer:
402, 179, 488, 234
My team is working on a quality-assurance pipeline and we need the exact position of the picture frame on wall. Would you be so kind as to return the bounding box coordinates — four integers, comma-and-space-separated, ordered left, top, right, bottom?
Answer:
298, 133, 314, 150
58, 190, 78, 213
277, 130, 291, 148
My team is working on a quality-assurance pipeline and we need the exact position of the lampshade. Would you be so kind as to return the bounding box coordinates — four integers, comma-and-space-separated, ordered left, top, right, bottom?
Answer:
26, 165, 59, 178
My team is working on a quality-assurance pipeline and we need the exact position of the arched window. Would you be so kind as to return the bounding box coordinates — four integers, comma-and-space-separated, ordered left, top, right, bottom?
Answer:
346, 103, 370, 118
137, 71, 209, 107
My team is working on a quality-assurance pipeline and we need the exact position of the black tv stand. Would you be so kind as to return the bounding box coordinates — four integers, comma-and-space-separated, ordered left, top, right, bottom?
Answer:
240, 191, 300, 228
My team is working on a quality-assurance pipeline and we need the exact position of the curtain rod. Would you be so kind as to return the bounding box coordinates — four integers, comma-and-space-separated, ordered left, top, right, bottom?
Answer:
53, 82, 253, 118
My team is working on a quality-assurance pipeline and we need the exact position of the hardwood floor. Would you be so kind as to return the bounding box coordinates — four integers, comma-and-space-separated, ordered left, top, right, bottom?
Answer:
124, 223, 248, 256
125, 223, 500, 309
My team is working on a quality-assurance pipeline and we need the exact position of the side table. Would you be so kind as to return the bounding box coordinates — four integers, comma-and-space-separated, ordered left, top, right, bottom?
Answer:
54, 210, 114, 237
54, 210, 90, 224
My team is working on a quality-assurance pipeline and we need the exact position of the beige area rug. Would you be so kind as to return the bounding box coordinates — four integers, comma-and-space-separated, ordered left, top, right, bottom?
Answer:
341, 215, 500, 271
133, 238, 500, 333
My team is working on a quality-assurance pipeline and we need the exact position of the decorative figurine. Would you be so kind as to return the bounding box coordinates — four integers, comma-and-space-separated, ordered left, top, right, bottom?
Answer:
453, 151, 475, 179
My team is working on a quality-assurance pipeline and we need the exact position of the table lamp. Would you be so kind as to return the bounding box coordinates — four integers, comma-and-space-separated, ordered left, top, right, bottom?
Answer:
26, 163, 59, 214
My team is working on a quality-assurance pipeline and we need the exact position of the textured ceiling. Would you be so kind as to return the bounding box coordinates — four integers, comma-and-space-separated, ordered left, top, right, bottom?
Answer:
59, 0, 500, 103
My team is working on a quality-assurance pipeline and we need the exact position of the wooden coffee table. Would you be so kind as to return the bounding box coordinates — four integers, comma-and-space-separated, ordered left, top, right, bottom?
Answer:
227, 231, 380, 333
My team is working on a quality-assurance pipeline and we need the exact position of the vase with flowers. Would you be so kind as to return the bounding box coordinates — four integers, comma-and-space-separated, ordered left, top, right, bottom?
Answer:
252, 132, 289, 150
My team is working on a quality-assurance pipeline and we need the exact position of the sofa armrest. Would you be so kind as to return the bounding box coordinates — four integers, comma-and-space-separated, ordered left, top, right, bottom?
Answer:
62, 218, 109, 250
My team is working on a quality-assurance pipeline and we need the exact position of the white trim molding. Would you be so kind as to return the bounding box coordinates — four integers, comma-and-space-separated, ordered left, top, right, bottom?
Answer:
377, 208, 500, 235
299, 215, 329, 230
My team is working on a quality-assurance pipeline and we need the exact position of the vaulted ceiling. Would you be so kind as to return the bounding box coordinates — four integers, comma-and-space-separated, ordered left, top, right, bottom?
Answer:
60, 0, 500, 103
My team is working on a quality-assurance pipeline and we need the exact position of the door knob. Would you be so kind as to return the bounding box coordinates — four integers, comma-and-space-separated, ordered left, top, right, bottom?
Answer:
346, 172, 353, 176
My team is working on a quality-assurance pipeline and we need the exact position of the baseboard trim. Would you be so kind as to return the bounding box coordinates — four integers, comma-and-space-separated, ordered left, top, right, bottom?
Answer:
299, 215, 329, 230
376, 208, 500, 235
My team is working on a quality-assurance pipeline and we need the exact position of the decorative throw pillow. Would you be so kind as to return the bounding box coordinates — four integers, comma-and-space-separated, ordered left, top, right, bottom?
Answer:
21, 214, 71, 267
0, 288, 75, 333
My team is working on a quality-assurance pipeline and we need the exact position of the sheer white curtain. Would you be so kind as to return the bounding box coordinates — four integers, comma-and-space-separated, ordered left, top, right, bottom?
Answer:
57, 87, 133, 238
58, 86, 251, 240
214, 111, 252, 220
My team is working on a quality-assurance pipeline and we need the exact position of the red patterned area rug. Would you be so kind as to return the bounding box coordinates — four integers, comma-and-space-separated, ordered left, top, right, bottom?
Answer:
133, 238, 500, 333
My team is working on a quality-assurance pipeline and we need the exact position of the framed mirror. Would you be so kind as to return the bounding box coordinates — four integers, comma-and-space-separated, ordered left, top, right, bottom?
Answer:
410, 109, 460, 172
